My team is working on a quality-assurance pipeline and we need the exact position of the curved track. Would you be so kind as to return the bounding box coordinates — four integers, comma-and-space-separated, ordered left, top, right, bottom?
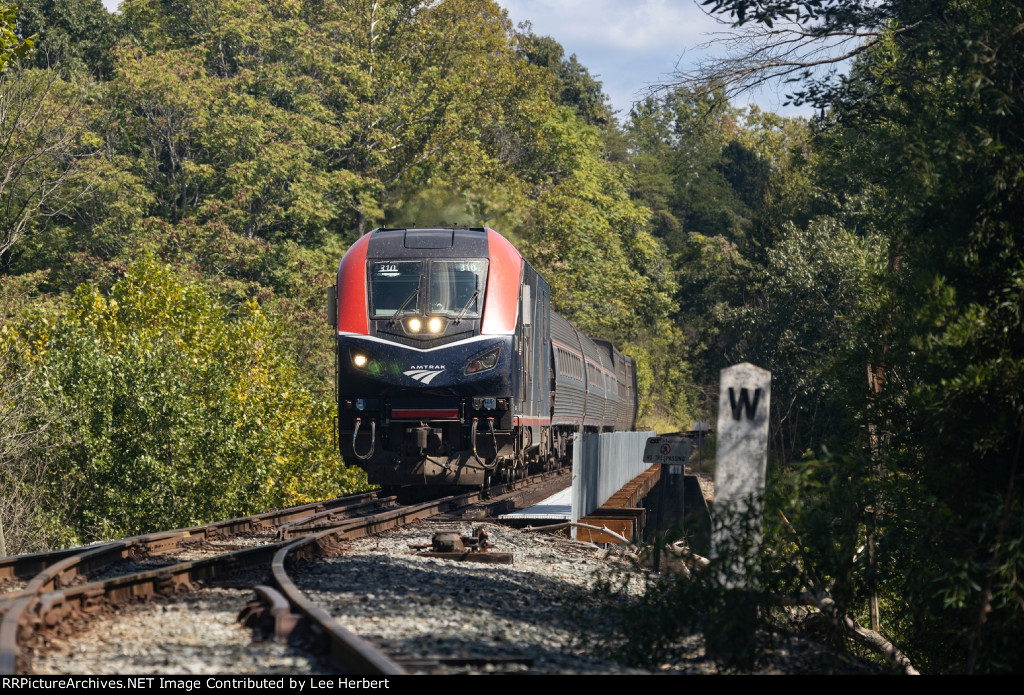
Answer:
1, 470, 570, 675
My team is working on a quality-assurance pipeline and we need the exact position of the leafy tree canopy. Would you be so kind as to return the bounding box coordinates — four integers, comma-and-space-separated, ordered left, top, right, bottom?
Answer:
0, 2, 34, 71
13, 0, 115, 77
7, 259, 366, 539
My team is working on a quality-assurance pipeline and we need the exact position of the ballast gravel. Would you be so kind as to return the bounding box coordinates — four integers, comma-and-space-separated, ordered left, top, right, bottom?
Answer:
293, 520, 654, 675
28, 515, 882, 675
29, 521, 655, 676
30, 586, 334, 675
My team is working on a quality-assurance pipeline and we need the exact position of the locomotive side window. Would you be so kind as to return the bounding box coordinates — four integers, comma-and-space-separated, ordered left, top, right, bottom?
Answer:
369, 261, 422, 317
429, 260, 488, 317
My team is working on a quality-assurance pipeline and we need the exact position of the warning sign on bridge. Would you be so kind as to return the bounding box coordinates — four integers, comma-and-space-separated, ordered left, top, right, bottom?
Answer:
643, 436, 692, 470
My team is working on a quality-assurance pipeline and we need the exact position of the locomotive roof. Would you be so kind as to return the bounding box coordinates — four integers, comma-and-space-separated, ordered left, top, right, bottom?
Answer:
366, 227, 503, 259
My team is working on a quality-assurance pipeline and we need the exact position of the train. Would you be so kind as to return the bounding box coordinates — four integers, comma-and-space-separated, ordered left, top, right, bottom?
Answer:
329, 226, 638, 489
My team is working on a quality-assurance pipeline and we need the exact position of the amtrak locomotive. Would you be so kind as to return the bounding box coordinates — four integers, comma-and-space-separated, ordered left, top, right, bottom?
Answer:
329, 226, 638, 488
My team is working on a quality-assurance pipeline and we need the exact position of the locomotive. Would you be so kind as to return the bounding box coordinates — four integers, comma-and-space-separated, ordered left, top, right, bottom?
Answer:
329, 226, 638, 488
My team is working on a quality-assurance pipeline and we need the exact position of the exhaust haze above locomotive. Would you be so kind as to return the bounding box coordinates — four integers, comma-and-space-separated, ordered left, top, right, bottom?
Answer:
329, 227, 637, 489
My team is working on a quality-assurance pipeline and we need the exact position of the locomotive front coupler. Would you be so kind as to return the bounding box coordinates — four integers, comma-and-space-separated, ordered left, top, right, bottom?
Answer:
405, 424, 443, 451
413, 426, 429, 449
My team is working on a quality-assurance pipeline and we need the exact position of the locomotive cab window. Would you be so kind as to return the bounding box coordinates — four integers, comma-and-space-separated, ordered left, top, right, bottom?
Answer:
370, 261, 422, 317
429, 260, 487, 317
369, 259, 488, 320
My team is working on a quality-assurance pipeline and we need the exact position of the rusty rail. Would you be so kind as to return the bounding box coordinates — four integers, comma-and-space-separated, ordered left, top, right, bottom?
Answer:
2, 473, 568, 676
0, 491, 383, 586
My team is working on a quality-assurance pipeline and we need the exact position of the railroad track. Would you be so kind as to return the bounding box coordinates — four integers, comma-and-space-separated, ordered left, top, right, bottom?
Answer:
0, 492, 389, 597
2, 469, 572, 676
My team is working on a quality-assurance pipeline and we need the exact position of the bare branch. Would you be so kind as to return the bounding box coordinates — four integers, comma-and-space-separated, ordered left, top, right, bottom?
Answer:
0, 63, 93, 258
796, 591, 921, 675
644, 6, 921, 105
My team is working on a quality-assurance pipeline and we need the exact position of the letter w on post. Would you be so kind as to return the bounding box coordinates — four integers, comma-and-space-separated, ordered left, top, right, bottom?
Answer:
728, 387, 761, 421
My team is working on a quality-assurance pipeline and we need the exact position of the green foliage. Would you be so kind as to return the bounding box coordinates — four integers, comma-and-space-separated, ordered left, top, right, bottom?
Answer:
0, 65, 96, 264
625, 327, 694, 430
723, 218, 889, 460
819, 1, 1024, 673
769, 452, 884, 620
516, 24, 615, 127
103, 0, 517, 242
9, 259, 366, 540
0, 314, 75, 554
522, 109, 669, 335
569, 494, 882, 673
622, 89, 820, 429
626, 88, 818, 267
12, 0, 116, 77
682, 0, 1024, 674
102, 39, 345, 243
0, 2, 34, 72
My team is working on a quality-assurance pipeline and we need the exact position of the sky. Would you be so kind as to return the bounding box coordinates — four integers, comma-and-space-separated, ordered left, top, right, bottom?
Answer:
498, 0, 815, 120
501, 0, 723, 117
98, 0, 813, 120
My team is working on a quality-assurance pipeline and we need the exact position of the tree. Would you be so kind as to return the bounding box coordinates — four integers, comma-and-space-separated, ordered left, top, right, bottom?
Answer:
0, 65, 94, 266
516, 26, 615, 127
105, 0, 536, 242
0, 4, 94, 266
13, 0, 117, 78
0, 307, 61, 555
626, 88, 761, 259
660, 0, 919, 106
723, 217, 888, 461
10, 259, 366, 539
1, 2, 34, 71
678, 0, 1024, 673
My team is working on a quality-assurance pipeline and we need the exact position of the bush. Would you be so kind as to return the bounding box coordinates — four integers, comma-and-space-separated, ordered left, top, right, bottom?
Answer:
9, 258, 367, 541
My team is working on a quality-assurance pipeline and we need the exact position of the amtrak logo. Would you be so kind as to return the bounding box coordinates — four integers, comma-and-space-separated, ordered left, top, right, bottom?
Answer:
404, 366, 445, 384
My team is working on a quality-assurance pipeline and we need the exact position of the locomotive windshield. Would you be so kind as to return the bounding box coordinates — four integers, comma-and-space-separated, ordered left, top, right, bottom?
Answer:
369, 259, 488, 319
369, 261, 421, 317
429, 261, 487, 317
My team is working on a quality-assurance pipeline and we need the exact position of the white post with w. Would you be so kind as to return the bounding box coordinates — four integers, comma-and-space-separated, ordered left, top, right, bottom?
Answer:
711, 362, 771, 587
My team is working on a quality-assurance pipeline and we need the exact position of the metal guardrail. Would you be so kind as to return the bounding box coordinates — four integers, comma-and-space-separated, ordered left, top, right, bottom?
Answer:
570, 431, 656, 532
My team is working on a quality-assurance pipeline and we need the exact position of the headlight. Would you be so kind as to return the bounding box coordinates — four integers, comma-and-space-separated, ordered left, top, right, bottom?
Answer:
464, 347, 500, 375
407, 317, 422, 333
428, 316, 444, 333
349, 348, 382, 375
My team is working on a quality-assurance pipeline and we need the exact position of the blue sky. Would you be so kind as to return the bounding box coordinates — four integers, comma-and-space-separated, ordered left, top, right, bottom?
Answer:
99, 0, 812, 120
498, 0, 814, 120
501, 0, 720, 118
